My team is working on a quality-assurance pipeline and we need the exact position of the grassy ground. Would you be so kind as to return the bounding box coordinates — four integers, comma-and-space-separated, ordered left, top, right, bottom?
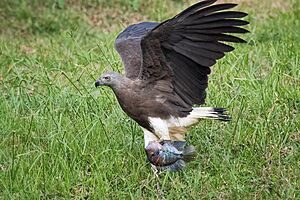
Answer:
0, 0, 299, 199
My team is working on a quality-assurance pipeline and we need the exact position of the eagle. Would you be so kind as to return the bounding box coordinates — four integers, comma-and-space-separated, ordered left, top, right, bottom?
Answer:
95, 0, 248, 170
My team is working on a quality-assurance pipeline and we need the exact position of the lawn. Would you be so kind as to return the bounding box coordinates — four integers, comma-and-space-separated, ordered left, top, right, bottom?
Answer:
0, 0, 299, 199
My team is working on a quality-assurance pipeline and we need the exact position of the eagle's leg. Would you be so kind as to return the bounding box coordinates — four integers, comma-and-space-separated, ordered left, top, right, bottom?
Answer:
142, 128, 159, 147
148, 117, 171, 142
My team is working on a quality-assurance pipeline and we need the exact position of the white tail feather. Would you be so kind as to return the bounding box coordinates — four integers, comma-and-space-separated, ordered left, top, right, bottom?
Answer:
179, 107, 231, 127
190, 107, 223, 118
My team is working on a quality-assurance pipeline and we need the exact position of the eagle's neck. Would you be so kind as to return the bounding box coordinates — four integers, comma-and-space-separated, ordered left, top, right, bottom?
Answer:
111, 76, 134, 93
110, 77, 137, 105
111, 78, 145, 122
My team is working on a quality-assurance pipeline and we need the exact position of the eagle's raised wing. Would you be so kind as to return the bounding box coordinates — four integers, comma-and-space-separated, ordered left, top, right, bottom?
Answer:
139, 0, 249, 115
115, 22, 159, 80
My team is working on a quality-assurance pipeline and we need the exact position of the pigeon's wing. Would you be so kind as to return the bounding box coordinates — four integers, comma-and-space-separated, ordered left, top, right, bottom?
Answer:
139, 0, 248, 116
115, 22, 159, 80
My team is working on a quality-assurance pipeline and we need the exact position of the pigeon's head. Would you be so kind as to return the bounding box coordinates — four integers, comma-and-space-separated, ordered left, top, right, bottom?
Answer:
95, 72, 121, 88
145, 142, 163, 164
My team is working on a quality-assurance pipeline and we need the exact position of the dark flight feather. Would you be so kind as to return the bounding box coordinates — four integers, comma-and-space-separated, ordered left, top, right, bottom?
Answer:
187, 3, 239, 20
185, 19, 249, 29
174, 41, 225, 59
187, 26, 249, 34
174, 0, 218, 20
188, 11, 248, 24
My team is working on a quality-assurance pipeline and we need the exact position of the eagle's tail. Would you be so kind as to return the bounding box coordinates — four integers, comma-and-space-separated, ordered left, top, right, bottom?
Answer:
190, 107, 231, 122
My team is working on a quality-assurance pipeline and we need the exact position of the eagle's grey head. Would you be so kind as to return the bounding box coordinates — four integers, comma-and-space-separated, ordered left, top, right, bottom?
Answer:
95, 72, 122, 88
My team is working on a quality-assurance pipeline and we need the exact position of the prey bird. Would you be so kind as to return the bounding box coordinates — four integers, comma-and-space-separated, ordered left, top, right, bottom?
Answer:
95, 0, 248, 171
145, 141, 196, 171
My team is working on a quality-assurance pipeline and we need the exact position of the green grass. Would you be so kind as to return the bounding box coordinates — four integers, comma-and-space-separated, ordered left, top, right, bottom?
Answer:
0, 0, 299, 199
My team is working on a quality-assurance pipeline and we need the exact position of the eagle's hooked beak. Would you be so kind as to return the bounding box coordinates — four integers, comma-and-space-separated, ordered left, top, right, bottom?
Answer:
95, 79, 103, 87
